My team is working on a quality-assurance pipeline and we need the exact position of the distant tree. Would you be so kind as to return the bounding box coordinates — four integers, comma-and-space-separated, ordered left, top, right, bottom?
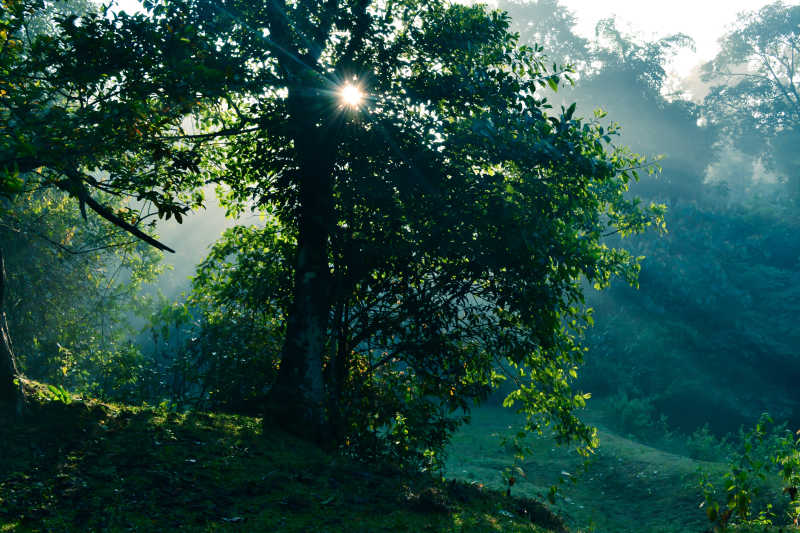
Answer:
575, 19, 715, 201
499, 4, 715, 202
703, 1, 800, 192
497, 0, 590, 67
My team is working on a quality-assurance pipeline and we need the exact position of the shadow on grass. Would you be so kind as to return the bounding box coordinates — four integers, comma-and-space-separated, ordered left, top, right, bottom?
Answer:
1, 391, 567, 532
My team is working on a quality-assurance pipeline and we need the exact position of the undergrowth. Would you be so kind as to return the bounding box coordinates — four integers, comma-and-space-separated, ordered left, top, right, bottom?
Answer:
0, 380, 567, 532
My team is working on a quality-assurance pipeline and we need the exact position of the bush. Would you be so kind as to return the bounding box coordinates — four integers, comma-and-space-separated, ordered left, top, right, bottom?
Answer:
687, 424, 734, 462
607, 391, 671, 442
698, 414, 800, 530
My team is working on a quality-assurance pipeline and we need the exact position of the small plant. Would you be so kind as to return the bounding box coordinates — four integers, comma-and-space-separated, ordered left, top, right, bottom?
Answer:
698, 413, 800, 531
498, 427, 586, 504
607, 391, 672, 444
46, 384, 71, 405
687, 423, 734, 461
499, 430, 529, 497
775, 429, 800, 526
501, 464, 525, 498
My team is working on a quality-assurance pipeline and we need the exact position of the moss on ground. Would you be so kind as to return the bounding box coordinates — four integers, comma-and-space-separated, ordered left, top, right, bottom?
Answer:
0, 382, 567, 532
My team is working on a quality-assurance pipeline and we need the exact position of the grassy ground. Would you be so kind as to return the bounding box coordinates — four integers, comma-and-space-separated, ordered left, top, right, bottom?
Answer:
0, 382, 567, 532
446, 406, 723, 533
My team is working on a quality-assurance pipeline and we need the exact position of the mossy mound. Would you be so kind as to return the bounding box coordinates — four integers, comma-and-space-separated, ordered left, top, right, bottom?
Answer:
0, 383, 566, 532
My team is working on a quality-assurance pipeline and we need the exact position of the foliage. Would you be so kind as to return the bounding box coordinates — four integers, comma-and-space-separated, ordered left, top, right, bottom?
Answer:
582, 194, 800, 434
45, 383, 71, 404
686, 424, 734, 462
605, 392, 671, 442
0, 188, 165, 400
776, 429, 800, 526
698, 414, 800, 531
1, 0, 216, 248
177, 223, 292, 411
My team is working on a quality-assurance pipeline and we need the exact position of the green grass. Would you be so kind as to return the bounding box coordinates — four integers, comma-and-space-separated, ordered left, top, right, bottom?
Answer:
0, 382, 567, 532
446, 406, 725, 533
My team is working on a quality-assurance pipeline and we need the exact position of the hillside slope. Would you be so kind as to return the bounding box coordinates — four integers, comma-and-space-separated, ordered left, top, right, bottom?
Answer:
0, 383, 567, 532
447, 407, 722, 533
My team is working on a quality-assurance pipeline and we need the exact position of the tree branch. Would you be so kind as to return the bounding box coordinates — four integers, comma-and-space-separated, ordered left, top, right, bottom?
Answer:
56, 170, 175, 253
154, 125, 261, 142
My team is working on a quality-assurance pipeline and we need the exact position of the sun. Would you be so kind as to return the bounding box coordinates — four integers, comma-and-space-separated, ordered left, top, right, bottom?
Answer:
340, 83, 365, 108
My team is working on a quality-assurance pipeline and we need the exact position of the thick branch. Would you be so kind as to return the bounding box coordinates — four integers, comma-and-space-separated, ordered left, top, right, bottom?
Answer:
266, 0, 305, 76
155, 125, 260, 142
56, 171, 175, 253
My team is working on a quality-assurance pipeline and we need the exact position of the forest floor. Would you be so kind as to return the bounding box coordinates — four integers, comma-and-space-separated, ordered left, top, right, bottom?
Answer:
0, 382, 567, 533
446, 406, 723, 533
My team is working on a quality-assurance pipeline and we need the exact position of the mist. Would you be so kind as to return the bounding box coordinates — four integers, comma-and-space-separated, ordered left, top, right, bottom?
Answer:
149, 186, 260, 299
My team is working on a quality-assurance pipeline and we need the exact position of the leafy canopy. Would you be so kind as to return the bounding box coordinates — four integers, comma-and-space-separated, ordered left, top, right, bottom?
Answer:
8, 0, 664, 458
0, 0, 225, 249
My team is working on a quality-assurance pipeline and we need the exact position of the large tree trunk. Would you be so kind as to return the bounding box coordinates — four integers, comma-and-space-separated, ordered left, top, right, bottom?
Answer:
326, 297, 350, 444
265, 96, 336, 443
0, 247, 23, 416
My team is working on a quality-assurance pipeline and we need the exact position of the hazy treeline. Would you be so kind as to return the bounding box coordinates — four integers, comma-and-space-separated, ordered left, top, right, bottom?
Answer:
500, 0, 800, 436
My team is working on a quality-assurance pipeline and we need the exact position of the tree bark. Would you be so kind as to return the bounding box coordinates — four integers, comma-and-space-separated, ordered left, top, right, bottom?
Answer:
0, 246, 23, 416
326, 297, 350, 444
265, 94, 336, 443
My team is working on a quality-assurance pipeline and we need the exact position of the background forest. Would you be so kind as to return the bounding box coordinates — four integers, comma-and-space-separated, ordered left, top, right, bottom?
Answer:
2, 0, 800, 531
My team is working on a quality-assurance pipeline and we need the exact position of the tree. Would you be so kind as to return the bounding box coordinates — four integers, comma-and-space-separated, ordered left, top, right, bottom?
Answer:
0, 0, 231, 407
0, 246, 21, 414
7, 0, 663, 448
498, 0, 590, 68
133, 0, 664, 446
498, 3, 715, 203
575, 19, 715, 202
703, 1, 800, 192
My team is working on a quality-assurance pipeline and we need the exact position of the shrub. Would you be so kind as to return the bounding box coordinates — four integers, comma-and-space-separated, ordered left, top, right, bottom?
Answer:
698, 414, 800, 530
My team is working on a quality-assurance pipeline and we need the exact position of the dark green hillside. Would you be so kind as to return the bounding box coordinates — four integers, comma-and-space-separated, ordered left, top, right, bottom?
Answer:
448, 406, 715, 533
0, 383, 567, 533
